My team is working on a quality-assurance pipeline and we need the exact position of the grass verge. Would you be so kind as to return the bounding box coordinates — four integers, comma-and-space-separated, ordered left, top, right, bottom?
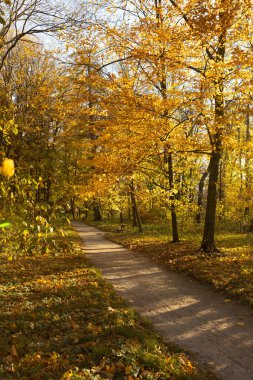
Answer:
0, 224, 215, 380
88, 219, 253, 306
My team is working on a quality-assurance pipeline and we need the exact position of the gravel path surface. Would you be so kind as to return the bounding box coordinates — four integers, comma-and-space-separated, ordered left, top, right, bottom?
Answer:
73, 222, 253, 380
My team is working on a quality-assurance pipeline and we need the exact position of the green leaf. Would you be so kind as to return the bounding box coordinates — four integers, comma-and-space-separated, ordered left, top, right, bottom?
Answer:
0, 221, 11, 228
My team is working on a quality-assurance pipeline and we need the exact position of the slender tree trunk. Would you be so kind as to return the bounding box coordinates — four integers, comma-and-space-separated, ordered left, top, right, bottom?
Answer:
200, 23, 226, 253
196, 167, 209, 223
167, 151, 179, 243
238, 128, 244, 193
188, 168, 194, 202
154, 0, 179, 241
245, 105, 251, 192
131, 192, 138, 227
130, 181, 143, 232
70, 197, 75, 219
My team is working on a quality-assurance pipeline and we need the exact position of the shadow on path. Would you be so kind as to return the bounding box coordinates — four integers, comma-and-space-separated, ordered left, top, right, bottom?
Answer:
73, 222, 253, 380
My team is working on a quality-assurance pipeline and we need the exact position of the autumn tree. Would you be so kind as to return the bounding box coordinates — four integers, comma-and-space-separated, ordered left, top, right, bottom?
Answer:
78, 0, 252, 251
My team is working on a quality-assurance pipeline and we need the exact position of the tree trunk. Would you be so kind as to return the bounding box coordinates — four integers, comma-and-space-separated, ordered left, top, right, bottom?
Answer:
153, 0, 179, 242
166, 151, 180, 243
188, 168, 194, 202
196, 167, 209, 223
245, 105, 251, 192
200, 25, 225, 253
130, 181, 143, 232
201, 152, 221, 251
93, 201, 102, 221
130, 183, 137, 227
131, 193, 138, 227
70, 197, 75, 219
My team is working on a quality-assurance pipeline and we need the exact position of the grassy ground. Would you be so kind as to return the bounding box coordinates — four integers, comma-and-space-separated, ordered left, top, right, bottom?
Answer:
88, 219, 253, 306
0, 224, 215, 380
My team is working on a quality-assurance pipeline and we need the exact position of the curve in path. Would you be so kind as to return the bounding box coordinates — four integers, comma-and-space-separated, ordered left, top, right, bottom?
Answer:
73, 222, 253, 380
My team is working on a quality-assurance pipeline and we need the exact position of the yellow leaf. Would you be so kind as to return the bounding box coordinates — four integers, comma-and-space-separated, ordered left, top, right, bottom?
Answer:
1, 158, 15, 177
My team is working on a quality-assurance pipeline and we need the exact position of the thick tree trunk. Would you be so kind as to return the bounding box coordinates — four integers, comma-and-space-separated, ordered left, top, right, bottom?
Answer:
201, 152, 221, 251
218, 161, 223, 202
93, 201, 102, 221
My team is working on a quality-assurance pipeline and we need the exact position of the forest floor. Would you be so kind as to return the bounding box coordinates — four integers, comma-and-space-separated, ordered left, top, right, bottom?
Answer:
0, 224, 212, 380
75, 221, 253, 380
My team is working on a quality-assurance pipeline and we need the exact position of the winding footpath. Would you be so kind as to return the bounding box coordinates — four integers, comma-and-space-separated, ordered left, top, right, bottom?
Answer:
73, 222, 253, 380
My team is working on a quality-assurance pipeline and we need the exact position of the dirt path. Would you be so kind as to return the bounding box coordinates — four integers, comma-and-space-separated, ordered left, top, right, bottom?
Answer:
73, 222, 253, 380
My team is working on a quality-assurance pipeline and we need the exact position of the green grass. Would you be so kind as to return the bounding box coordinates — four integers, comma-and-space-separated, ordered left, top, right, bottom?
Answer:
0, 224, 215, 380
89, 218, 253, 306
